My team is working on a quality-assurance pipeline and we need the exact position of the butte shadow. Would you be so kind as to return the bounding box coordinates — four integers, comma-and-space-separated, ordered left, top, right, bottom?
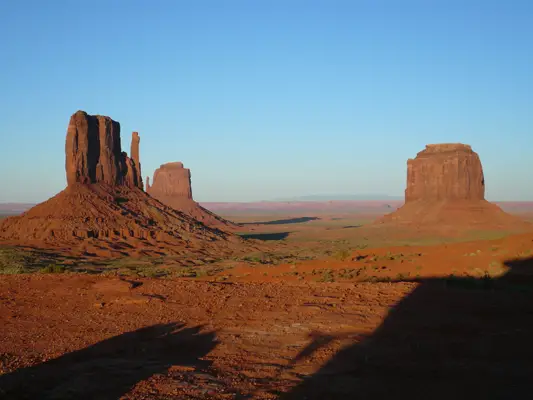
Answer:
241, 217, 320, 226
239, 232, 291, 241
0, 323, 218, 400
280, 256, 533, 399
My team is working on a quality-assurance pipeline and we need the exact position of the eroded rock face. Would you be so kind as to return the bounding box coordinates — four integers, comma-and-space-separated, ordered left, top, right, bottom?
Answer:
376, 143, 530, 230
65, 111, 142, 189
0, 110, 243, 257
148, 162, 193, 200
405, 143, 485, 202
131, 132, 143, 190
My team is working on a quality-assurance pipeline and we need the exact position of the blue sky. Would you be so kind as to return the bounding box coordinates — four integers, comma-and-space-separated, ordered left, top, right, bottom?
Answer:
1, 0, 531, 202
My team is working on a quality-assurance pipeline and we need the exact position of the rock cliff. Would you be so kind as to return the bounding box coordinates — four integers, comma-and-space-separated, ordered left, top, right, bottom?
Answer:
65, 111, 142, 189
378, 143, 529, 231
405, 144, 485, 202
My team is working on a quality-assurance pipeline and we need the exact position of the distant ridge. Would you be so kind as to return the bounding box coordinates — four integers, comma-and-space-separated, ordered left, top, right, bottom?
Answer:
272, 194, 404, 201
0, 203, 36, 213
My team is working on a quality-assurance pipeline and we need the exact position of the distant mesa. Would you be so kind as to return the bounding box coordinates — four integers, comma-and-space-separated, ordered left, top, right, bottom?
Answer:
0, 111, 244, 258
149, 162, 192, 200
146, 162, 238, 229
378, 143, 531, 230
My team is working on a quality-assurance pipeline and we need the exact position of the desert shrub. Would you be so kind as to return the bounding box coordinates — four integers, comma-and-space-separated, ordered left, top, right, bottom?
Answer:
0, 266, 25, 275
318, 269, 335, 282
0, 248, 29, 274
114, 197, 129, 204
40, 264, 66, 274
334, 249, 351, 261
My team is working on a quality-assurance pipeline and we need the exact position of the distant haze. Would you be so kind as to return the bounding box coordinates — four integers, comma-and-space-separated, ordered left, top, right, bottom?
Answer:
272, 194, 404, 201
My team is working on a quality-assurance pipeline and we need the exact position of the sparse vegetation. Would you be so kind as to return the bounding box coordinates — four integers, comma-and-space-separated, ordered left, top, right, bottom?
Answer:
40, 264, 66, 274
333, 249, 351, 261
317, 269, 335, 282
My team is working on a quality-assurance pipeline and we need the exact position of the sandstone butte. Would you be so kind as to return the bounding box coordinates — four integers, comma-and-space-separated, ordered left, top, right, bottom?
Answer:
0, 111, 245, 258
377, 143, 531, 231
146, 162, 238, 229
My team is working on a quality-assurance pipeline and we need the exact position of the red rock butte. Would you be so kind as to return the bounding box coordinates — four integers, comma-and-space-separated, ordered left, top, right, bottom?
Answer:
147, 162, 238, 229
378, 143, 530, 231
65, 111, 143, 189
0, 111, 244, 258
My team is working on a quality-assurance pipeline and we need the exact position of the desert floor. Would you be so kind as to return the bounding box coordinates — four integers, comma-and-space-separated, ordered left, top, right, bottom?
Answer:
2, 208, 533, 399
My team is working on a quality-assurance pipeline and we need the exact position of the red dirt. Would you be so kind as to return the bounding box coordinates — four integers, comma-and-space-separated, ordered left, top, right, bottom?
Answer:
1, 232, 533, 398
210, 232, 533, 283
0, 183, 250, 258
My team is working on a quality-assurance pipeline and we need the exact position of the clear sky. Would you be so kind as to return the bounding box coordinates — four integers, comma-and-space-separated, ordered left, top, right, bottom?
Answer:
1, 0, 531, 202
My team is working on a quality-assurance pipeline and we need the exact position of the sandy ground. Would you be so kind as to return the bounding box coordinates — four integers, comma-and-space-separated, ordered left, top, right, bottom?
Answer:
2, 211, 533, 399
2, 233, 533, 399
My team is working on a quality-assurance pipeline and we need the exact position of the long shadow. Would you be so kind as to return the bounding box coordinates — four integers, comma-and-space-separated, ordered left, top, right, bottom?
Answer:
240, 232, 290, 241
242, 217, 320, 225
280, 256, 533, 399
0, 323, 217, 400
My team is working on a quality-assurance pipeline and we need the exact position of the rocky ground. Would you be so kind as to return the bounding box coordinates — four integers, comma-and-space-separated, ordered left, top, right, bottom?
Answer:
1, 227, 533, 399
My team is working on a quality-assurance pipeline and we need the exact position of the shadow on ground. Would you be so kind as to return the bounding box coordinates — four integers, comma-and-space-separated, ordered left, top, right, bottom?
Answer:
0, 323, 217, 400
240, 232, 290, 241
279, 256, 533, 399
242, 217, 319, 225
